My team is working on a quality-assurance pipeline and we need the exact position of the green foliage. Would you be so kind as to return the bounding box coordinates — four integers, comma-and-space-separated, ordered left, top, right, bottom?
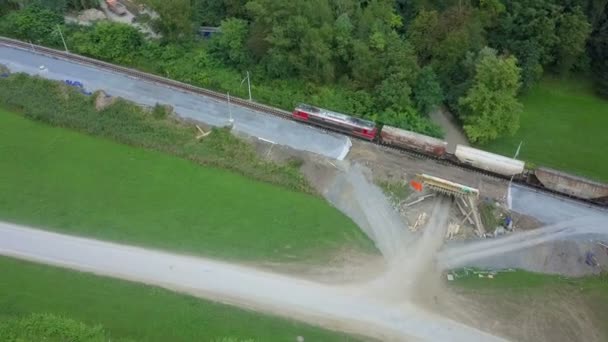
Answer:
140, 0, 194, 40
413, 66, 444, 114
0, 73, 310, 194
69, 22, 143, 64
0, 313, 126, 342
588, 4, 608, 98
0, 5, 63, 45
0, 257, 364, 341
489, 0, 592, 89
1, 0, 606, 141
377, 179, 411, 204
555, 8, 592, 74
380, 106, 443, 138
210, 18, 250, 68
459, 48, 522, 143
151, 103, 167, 119
3, 0, 98, 12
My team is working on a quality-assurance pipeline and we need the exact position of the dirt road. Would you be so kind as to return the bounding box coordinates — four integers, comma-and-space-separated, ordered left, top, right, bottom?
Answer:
0, 221, 506, 341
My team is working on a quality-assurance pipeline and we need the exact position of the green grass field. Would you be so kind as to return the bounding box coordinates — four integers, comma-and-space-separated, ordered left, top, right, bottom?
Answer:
0, 110, 374, 261
0, 257, 360, 341
483, 77, 608, 182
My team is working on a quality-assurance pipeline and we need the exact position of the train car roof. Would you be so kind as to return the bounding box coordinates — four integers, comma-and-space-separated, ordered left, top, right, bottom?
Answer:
381, 125, 447, 145
455, 145, 525, 167
536, 167, 608, 188
295, 103, 376, 129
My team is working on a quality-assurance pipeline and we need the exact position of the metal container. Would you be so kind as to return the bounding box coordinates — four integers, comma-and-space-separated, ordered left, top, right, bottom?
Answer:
534, 167, 608, 201
380, 125, 447, 157
454, 145, 524, 176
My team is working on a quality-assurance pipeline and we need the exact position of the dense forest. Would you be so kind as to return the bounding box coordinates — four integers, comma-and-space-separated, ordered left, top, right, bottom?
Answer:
1, 0, 607, 142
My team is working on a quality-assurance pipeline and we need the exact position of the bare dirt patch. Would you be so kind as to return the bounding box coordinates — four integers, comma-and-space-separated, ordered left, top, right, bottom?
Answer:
441, 287, 604, 342
254, 248, 386, 284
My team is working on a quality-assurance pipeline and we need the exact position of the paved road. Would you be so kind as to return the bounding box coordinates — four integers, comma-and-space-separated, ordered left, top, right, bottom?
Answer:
438, 216, 608, 269
0, 221, 506, 342
510, 184, 608, 224
428, 107, 468, 154
0, 45, 351, 160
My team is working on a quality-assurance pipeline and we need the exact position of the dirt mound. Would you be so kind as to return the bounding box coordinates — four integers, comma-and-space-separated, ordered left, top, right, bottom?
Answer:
94, 90, 117, 111
78, 9, 106, 22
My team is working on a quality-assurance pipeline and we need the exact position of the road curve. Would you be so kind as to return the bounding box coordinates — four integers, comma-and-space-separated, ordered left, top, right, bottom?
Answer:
0, 221, 506, 341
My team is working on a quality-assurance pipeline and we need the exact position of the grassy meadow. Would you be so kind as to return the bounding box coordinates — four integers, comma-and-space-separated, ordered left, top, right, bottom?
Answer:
0, 257, 360, 341
483, 77, 608, 182
0, 109, 373, 262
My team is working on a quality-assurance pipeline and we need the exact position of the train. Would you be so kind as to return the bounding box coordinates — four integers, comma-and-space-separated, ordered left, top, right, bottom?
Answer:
292, 104, 608, 205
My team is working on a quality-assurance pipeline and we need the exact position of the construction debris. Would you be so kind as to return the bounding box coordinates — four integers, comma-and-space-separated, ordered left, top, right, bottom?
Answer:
404, 193, 435, 207
410, 212, 428, 232
445, 222, 460, 239
195, 125, 211, 140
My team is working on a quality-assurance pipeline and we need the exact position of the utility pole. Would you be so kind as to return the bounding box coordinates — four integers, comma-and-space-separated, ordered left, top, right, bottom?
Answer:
240, 71, 252, 101
227, 92, 234, 125
57, 25, 68, 53
505, 140, 524, 206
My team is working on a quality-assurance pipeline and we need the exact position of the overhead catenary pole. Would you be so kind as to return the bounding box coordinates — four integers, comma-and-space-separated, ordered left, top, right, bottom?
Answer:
247, 71, 251, 101
240, 71, 252, 101
227, 92, 234, 124
57, 25, 68, 53
505, 140, 524, 205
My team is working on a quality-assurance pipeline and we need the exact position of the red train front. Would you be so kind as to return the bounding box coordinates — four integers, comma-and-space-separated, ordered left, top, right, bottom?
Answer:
292, 104, 377, 140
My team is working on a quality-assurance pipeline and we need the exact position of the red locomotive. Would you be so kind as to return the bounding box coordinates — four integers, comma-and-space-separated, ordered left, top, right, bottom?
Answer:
292, 104, 378, 140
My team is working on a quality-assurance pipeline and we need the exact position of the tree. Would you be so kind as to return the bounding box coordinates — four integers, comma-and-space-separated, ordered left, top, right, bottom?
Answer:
407, 9, 441, 64
210, 18, 250, 68
0, 4, 63, 45
69, 22, 143, 64
374, 71, 414, 111
413, 66, 444, 114
587, 0, 608, 97
245, 0, 336, 82
555, 8, 592, 73
142, 0, 194, 40
459, 47, 523, 143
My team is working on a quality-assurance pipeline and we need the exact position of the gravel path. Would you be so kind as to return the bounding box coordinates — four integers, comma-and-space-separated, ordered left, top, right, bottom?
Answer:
0, 221, 506, 341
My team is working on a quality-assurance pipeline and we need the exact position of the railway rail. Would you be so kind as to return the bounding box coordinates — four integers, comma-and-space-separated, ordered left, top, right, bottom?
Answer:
1, 36, 605, 209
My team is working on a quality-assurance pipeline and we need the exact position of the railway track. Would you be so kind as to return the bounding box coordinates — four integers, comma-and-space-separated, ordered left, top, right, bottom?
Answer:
1, 37, 604, 209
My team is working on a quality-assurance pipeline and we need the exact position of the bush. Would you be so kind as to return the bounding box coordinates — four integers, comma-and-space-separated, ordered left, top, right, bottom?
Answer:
0, 313, 129, 342
69, 22, 143, 64
0, 73, 311, 193
0, 5, 63, 46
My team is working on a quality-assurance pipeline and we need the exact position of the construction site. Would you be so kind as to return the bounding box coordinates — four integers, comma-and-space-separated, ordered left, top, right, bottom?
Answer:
1, 34, 607, 342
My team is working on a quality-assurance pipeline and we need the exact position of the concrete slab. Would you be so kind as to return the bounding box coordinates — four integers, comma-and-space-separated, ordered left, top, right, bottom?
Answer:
0, 45, 352, 160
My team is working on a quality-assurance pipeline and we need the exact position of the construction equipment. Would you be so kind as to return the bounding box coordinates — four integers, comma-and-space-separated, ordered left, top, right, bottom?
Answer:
410, 174, 485, 236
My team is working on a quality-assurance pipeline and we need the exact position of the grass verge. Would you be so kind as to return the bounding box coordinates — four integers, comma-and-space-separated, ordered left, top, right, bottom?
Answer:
0, 256, 360, 341
483, 77, 608, 182
377, 180, 411, 205
0, 102, 373, 262
0, 73, 310, 193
